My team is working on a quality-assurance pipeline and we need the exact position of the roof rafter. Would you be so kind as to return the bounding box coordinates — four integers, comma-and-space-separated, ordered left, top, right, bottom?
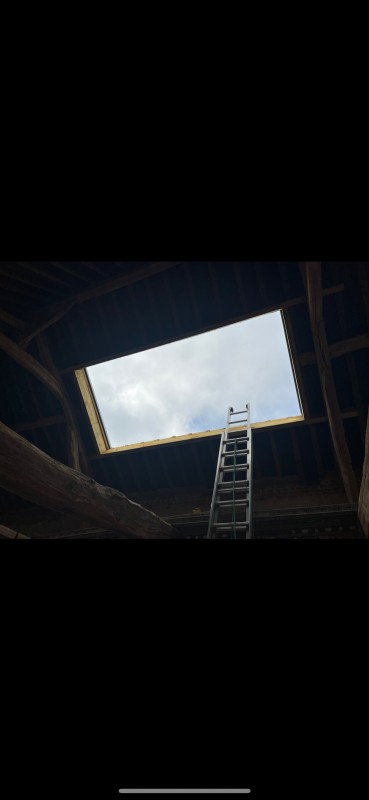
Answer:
19, 262, 183, 350
302, 261, 358, 503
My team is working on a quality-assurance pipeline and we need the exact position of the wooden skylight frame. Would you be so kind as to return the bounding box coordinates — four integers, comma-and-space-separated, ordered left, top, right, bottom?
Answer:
75, 309, 305, 456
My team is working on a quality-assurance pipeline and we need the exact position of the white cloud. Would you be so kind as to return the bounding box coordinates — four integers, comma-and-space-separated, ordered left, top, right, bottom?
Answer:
87, 311, 301, 447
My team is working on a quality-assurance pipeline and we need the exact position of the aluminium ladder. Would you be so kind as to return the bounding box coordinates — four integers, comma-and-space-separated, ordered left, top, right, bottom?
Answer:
207, 404, 253, 539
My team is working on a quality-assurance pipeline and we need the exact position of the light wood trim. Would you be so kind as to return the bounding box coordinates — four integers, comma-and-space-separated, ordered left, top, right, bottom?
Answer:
90, 416, 305, 456
89, 411, 360, 459
75, 368, 110, 454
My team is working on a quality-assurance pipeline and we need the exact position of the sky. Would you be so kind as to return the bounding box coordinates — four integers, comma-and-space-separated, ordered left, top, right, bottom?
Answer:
87, 311, 301, 448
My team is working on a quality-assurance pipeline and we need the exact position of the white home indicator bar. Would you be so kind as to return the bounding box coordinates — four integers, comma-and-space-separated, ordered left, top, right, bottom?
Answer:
118, 791, 251, 795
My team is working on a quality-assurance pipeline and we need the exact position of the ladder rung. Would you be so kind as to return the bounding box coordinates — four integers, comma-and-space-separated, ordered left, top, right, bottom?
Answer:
223, 449, 249, 456
228, 419, 248, 425
217, 482, 249, 492
216, 499, 249, 507
220, 465, 249, 473
213, 522, 249, 529
224, 437, 248, 443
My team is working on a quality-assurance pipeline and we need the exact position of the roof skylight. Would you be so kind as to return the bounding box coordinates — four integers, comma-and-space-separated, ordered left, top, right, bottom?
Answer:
84, 311, 301, 449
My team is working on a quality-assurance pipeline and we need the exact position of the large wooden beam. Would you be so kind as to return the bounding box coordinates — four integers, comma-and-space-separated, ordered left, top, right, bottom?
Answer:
0, 420, 175, 538
303, 262, 358, 503
19, 262, 183, 349
358, 407, 369, 537
0, 523, 29, 539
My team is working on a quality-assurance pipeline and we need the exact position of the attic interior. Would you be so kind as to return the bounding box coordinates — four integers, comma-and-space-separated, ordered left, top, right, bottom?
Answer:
0, 261, 368, 539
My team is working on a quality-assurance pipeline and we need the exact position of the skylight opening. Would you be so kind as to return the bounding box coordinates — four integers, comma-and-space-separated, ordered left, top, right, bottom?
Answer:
84, 311, 302, 449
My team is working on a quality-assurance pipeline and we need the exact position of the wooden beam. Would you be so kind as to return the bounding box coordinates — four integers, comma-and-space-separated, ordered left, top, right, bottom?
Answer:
303, 262, 358, 502
300, 333, 369, 365
36, 335, 89, 473
358, 406, 369, 537
79, 261, 108, 276
0, 523, 30, 539
15, 261, 76, 289
13, 414, 65, 433
358, 263, 369, 329
48, 261, 93, 283
0, 329, 89, 473
0, 308, 28, 332
0, 263, 59, 295
0, 330, 64, 403
0, 420, 175, 538
329, 272, 367, 444
19, 262, 183, 349
0, 276, 47, 302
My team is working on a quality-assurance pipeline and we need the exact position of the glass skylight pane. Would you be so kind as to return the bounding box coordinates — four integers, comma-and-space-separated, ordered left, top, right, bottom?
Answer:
86, 311, 301, 448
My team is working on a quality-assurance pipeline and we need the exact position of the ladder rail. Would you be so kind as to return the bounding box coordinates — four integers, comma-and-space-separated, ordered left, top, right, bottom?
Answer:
207, 431, 225, 538
247, 423, 253, 539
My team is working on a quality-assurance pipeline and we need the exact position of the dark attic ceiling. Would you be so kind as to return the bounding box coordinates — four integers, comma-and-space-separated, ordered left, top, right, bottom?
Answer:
0, 261, 368, 519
